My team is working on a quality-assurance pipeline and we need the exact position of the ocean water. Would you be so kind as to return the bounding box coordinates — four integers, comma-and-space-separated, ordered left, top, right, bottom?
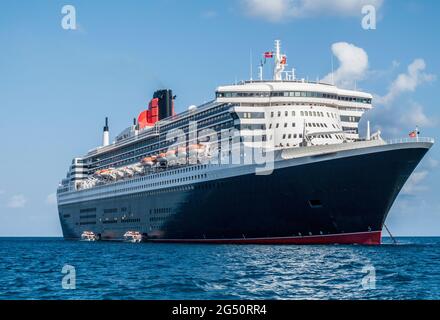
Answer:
0, 237, 440, 300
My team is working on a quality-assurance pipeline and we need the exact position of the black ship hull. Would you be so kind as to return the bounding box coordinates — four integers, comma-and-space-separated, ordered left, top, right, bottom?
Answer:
58, 143, 430, 245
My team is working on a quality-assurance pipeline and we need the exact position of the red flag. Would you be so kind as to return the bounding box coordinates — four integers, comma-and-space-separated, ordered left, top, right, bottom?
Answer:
281, 55, 287, 65
409, 131, 417, 138
264, 51, 273, 58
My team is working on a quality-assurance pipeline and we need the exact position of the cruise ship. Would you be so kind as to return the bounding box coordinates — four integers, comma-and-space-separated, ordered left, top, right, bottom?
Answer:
57, 40, 434, 244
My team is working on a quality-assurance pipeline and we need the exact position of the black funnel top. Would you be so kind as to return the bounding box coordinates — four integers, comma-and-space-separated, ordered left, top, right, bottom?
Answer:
103, 117, 109, 132
153, 89, 173, 120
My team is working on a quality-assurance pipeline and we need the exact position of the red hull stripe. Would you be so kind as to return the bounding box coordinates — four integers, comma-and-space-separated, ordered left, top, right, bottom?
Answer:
150, 231, 382, 245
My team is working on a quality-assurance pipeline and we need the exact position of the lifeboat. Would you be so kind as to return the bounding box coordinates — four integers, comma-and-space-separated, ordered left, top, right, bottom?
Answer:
189, 143, 206, 155
81, 231, 97, 241
101, 169, 117, 181
121, 167, 135, 178
114, 170, 125, 179
166, 149, 177, 159
131, 164, 144, 174
177, 146, 187, 158
94, 168, 109, 177
157, 152, 167, 163
94, 168, 115, 177
141, 156, 156, 166
123, 231, 142, 243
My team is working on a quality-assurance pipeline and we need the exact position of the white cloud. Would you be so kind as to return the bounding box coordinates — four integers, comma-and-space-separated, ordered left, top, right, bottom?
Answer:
46, 193, 57, 205
361, 59, 436, 137
242, 0, 289, 22
362, 101, 436, 138
391, 60, 400, 68
322, 42, 369, 88
399, 102, 436, 128
402, 170, 429, 195
376, 59, 436, 105
7, 194, 27, 208
201, 10, 218, 19
427, 158, 439, 169
399, 157, 438, 197
242, 0, 384, 22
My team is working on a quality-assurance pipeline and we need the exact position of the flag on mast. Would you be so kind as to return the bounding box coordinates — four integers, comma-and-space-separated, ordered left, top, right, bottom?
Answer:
409, 126, 420, 138
263, 52, 273, 65
280, 55, 287, 65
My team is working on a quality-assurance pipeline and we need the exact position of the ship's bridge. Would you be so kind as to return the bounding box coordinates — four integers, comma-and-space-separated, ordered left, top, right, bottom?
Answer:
215, 80, 373, 142
216, 80, 372, 102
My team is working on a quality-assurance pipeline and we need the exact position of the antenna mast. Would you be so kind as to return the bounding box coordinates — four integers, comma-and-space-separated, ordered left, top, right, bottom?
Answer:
250, 49, 253, 82
258, 60, 263, 81
273, 40, 286, 81
331, 52, 335, 85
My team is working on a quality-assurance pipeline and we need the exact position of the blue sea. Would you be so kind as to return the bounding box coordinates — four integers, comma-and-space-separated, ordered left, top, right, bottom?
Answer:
0, 237, 440, 300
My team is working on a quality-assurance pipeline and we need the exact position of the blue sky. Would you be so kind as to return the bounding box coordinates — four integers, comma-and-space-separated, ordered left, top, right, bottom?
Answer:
0, 0, 438, 236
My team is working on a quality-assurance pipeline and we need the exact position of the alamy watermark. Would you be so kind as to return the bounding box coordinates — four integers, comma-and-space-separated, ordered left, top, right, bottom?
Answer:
361, 265, 376, 290
164, 121, 275, 176
61, 5, 77, 30
361, 5, 377, 30
61, 264, 76, 289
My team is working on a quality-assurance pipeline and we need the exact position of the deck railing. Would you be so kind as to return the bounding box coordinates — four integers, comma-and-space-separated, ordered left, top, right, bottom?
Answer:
387, 137, 435, 145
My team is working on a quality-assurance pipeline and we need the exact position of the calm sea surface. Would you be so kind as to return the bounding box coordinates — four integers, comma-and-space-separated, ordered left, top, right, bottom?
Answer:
0, 237, 439, 300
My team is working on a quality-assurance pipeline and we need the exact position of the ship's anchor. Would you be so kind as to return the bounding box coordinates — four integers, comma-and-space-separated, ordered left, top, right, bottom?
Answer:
383, 223, 398, 244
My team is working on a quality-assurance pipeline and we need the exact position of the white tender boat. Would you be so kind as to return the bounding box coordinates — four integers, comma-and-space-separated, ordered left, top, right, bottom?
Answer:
123, 231, 143, 243
81, 231, 98, 241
